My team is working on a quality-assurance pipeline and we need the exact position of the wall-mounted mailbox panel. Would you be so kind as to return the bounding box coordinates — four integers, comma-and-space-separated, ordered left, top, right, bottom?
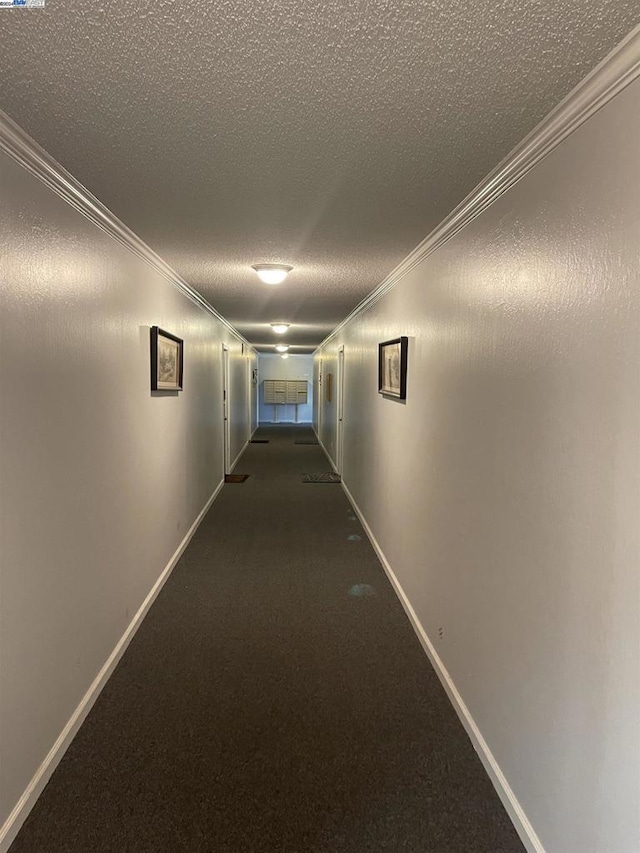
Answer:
264, 379, 308, 405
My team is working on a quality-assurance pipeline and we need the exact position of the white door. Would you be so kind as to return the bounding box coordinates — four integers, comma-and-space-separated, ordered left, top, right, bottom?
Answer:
336, 347, 345, 474
222, 345, 230, 474
317, 358, 323, 440
246, 358, 253, 442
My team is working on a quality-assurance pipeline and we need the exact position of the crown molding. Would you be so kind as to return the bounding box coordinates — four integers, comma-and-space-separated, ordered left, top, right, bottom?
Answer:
0, 111, 256, 354
317, 23, 640, 352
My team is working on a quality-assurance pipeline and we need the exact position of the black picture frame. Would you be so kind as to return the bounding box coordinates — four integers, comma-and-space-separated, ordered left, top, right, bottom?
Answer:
378, 336, 408, 399
150, 326, 184, 391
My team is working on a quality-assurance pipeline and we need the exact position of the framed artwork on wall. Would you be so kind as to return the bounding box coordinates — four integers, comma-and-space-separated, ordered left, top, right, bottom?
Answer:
378, 336, 408, 399
150, 326, 184, 391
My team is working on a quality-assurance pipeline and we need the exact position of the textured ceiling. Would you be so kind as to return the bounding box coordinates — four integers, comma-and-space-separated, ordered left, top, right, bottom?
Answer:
0, 1, 638, 351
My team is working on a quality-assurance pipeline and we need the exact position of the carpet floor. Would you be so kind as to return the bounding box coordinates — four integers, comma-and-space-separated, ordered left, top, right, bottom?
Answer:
10, 425, 525, 853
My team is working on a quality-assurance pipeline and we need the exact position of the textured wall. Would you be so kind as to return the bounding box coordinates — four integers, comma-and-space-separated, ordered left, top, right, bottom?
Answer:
0, 151, 253, 834
315, 79, 640, 852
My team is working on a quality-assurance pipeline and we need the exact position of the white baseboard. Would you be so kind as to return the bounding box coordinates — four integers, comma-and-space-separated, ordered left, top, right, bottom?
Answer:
229, 439, 249, 474
261, 419, 313, 425
316, 434, 338, 473
0, 479, 225, 853
340, 478, 546, 853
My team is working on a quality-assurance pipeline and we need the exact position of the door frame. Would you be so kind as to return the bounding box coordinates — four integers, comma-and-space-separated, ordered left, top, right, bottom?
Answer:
222, 344, 230, 475
246, 356, 253, 442
336, 346, 345, 474
317, 358, 323, 440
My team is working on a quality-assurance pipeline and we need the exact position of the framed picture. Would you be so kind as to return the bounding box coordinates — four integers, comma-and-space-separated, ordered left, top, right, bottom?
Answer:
378, 336, 408, 399
326, 373, 333, 402
150, 326, 183, 391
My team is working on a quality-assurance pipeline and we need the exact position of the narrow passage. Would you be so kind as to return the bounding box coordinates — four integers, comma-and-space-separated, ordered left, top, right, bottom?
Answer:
10, 425, 524, 853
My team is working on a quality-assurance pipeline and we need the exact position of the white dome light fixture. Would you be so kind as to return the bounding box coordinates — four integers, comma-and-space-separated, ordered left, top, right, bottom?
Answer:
252, 264, 293, 285
275, 344, 289, 353
281, 353, 289, 360
270, 322, 290, 334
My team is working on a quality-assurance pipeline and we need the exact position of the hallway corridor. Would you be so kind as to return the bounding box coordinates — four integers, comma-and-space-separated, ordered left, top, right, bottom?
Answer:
10, 427, 524, 853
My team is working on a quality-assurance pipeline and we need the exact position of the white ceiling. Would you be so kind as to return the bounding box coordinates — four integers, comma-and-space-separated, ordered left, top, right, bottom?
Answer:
1, 1, 637, 351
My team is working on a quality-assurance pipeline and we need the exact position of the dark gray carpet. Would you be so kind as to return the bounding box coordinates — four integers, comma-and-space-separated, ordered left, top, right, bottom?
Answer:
10, 425, 525, 853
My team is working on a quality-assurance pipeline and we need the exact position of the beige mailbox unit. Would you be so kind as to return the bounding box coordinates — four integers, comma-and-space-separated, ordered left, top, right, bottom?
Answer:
263, 379, 308, 421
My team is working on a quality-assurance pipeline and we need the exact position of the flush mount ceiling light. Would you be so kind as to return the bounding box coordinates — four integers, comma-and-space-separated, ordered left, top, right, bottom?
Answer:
270, 323, 290, 334
252, 264, 293, 285
275, 344, 289, 353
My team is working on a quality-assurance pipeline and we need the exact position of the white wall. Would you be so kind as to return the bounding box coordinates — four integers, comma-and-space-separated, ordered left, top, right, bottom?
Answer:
229, 341, 257, 464
315, 77, 640, 852
314, 349, 338, 460
0, 145, 254, 846
258, 354, 313, 423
